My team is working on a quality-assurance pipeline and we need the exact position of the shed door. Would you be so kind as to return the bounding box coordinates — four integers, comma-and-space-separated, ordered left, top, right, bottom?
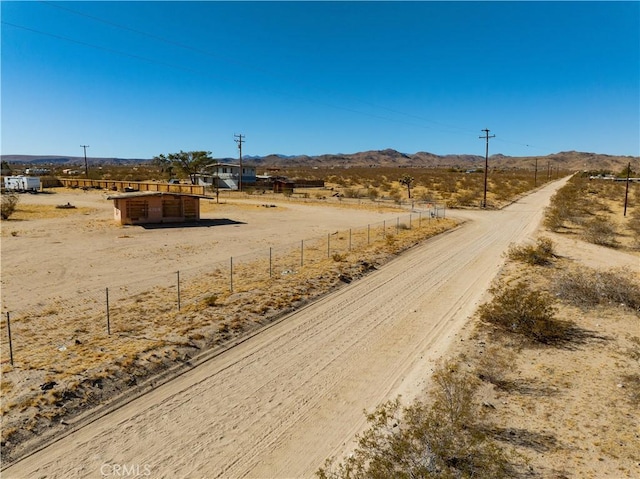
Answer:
183, 198, 197, 219
126, 200, 148, 220
162, 197, 182, 217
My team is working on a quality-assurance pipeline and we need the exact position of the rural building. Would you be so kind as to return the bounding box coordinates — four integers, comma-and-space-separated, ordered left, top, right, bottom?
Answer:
273, 179, 296, 194
107, 191, 206, 225
197, 163, 256, 190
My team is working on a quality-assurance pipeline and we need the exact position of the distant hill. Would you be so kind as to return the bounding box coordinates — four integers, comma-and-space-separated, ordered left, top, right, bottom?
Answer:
2, 150, 637, 172
0, 155, 149, 166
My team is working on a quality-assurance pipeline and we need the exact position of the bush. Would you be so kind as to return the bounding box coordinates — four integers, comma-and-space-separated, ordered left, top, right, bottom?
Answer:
507, 237, 556, 266
543, 205, 565, 231
627, 209, 640, 248
478, 281, 566, 343
553, 266, 640, 311
1, 193, 19, 220
475, 345, 517, 388
343, 188, 362, 199
202, 294, 218, 307
317, 361, 511, 479
581, 216, 618, 247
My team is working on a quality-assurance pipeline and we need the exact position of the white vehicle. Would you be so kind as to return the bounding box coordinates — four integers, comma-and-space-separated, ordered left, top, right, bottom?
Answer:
3, 176, 41, 192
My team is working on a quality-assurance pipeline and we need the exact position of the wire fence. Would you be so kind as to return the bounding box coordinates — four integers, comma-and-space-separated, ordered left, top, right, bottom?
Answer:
1, 206, 446, 368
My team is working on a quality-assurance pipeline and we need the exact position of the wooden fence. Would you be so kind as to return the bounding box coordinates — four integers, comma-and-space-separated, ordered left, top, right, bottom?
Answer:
59, 179, 206, 195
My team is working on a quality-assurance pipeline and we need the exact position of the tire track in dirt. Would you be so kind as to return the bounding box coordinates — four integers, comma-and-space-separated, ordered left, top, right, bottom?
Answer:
3, 179, 569, 479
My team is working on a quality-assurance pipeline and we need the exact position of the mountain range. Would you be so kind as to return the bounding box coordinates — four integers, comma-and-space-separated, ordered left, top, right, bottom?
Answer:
2, 150, 637, 172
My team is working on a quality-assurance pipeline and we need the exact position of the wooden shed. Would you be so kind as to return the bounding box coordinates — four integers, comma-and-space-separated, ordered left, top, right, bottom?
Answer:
107, 191, 205, 225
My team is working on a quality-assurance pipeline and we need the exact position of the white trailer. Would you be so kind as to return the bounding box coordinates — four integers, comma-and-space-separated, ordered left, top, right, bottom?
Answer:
3, 176, 41, 192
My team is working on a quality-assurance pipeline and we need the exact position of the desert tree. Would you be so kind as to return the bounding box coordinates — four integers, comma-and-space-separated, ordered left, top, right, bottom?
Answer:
153, 150, 215, 184
398, 175, 415, 199
151, 154, 173, 179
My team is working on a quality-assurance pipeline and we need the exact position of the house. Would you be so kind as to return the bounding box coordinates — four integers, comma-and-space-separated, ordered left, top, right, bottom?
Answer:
197, 163, 256, 190
107, 191, 206, 225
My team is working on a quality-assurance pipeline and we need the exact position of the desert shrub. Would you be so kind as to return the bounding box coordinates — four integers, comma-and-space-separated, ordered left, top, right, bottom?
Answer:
623, 337, 640, 405
332, 252, 346, 262
553, 266, 640, 311
389, 188, 402, 204
581, 216, 618, 247
343, 188, 363, 199
507, 237, 556, 266
454, 190, 481, 207
627, 208, 640, 248
475, 345, 517, 389
543, 177, 596, 231
478, 281, 566, 343
1, 193, 19, 219
367, 187, 380, 200
202, 294, 218, 307
543, 204, 566, 231
317, 361, 511, 479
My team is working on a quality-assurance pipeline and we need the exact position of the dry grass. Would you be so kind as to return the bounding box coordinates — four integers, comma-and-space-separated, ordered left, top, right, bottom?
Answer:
455, 243, 640, 477
545, 175, 640, 252
4, 203, 95, 221
0, 214, 456, 461
286, 166, 555, 209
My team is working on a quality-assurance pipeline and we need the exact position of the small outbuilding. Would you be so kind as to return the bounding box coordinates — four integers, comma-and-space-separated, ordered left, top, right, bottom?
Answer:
107, 191, 206, 225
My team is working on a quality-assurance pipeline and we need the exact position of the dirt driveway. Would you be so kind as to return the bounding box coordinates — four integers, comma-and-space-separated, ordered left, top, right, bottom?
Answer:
4, 179, 572, 478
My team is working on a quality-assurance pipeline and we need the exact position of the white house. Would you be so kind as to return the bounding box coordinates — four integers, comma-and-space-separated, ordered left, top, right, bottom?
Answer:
197, 163, 256, 190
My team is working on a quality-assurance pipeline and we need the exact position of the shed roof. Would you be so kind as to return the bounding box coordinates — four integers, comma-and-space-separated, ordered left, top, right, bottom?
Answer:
107, 191, 210, 200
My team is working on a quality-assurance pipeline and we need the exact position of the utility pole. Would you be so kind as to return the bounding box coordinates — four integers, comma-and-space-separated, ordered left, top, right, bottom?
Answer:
80, 145, 90, 178
623, 161, 631, 217
534, 158, 538, 187
479, 129, 495, 208
234, 134, 245, 192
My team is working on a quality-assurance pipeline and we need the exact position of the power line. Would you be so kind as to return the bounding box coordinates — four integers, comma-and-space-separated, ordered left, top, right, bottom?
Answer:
7, 5, 551, 155
38, 1, 480, 137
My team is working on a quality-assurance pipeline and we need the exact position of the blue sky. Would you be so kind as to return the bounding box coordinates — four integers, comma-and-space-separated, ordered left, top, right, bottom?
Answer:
2, 1, 639, 159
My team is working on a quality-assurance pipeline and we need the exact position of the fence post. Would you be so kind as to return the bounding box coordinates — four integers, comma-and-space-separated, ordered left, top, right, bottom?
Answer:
230, 257, 234, 292
106, 288, 111, 335
349, 229, 352, 251
6, 312, 13, 366
409, 214, 412, 230
301, 240, 304, 267
176, 271, 181, 311
327, 233, 330, 258
269, 247, 272, 278
383, 220, 386, 238
367, 224, 370, 245
419, 211, 422, 227
396, 217, 399, 234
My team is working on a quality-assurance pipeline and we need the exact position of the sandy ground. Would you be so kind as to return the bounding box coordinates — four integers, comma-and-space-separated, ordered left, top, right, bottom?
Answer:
1, 179, 573, 478
1, 190, 406, 311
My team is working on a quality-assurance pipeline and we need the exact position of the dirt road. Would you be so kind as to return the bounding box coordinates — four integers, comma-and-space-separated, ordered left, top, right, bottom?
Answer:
3, 179, 568, 479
